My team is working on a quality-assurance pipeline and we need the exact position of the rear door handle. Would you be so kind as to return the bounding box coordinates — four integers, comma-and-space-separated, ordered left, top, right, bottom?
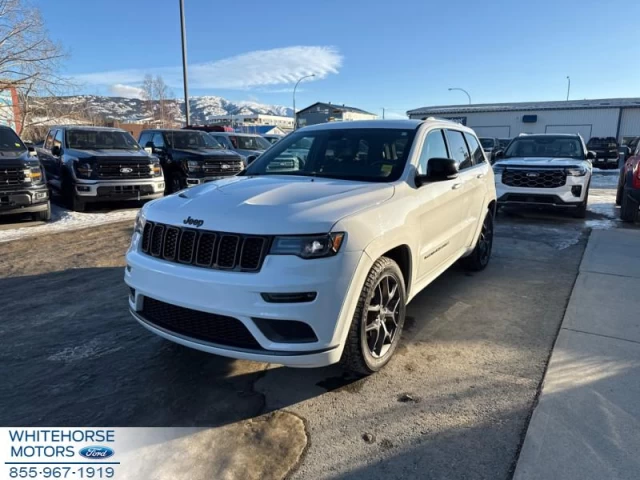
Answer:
477, 173, 485, 179
452, 183, 463, 190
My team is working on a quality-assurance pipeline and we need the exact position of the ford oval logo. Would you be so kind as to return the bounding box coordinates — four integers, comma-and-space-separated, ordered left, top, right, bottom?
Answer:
221, 164, 230, 170
78, 446, 114, 459
120, 167, 133, 173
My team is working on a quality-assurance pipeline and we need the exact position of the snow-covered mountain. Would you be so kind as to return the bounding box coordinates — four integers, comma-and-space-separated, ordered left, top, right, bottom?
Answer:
46, 95, 293, 124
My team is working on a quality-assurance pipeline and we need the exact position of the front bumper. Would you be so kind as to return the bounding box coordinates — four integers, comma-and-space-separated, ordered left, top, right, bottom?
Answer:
124, 242, 372, 368
0, 185, 49, 216
495, 173, 589, 207
75, 177, 165, 202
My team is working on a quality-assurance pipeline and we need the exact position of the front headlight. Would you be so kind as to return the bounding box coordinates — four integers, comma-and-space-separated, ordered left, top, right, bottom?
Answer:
187, 160, 202, 172
133, 211, 146, 235
22, 167, 43, 184
150, 161, 162, 177
75, 162, 93, 178
566, 167, 587, 176
270, 233, 345, 259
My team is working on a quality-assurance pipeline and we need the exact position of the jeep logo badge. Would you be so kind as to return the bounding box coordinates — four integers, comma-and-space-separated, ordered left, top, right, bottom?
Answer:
120, 167, 133, 173
183, 216, 204, 227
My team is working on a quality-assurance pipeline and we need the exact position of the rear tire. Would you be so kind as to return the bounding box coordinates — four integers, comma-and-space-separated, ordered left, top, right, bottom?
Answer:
620, 190, 639, 223
33, 202, 51, 222
461, 209, 494, 271
341, 257, 406, 375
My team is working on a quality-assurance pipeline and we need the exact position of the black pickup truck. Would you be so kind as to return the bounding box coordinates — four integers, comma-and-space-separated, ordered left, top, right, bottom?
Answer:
586, 137, 620, 169
0, 126, 51, 221
138, 129, 244, 193
37, 126, 165, 212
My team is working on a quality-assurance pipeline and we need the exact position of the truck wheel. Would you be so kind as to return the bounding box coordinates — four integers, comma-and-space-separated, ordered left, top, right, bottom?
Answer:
63, 178, 86, 212
168, 172, 185, 194
33, 202, 52, 222
620, 190, 639, 223
341, 256, 406, 375
461, 209, 494, 271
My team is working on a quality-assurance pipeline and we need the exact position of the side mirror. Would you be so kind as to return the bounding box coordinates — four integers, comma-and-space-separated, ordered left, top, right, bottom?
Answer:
586, 151, 596, 160
247, 155, 257, 164
494, 149, 504, 159
27, 145, 35, 153
51, 145, 61, 156
415, 157, 459, 186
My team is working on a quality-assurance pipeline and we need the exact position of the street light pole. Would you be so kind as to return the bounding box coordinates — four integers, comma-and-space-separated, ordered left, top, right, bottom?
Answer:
293, 74, 315, 129
566, 76, 571, 101
448, 87, 471, 105
179, 0, 190, 126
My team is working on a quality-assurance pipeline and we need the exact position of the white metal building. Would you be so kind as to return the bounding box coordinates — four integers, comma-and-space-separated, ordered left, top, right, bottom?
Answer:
207, 113, 294, 130
407, 98, 640, 143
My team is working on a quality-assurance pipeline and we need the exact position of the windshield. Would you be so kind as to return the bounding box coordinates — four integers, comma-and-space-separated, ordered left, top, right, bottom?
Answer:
503, 136, 585, 159
480, 138, 496, 149
243, 128, 417, 182
66, 130, 140, 150
166, 131, 222, 149
231, 135, 271, 151
0, 128, 25, 151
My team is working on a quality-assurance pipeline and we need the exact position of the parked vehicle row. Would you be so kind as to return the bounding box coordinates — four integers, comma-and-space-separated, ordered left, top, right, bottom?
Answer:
587, 136, 620, 170
124, 119, 497, 374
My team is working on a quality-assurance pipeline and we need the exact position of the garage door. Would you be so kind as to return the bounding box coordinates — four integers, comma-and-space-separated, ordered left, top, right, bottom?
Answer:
471, 126, 511, 138
545, 124, 592, 140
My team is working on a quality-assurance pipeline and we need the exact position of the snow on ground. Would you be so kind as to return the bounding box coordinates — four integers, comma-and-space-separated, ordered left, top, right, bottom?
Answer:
0, 203, 138, 243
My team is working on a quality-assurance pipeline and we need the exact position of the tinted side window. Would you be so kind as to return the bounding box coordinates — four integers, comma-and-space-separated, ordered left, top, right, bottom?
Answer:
418, 129, 448, 175
44, 130, 55, 150
463, 133, 485, 165
446, 130, 472, 169
152, 133, 165, 148
54, 130, 63, 149
139, 132, 152, 147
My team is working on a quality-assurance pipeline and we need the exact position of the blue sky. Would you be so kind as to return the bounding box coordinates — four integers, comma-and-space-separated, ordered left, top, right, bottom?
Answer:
34, 0, 640, 117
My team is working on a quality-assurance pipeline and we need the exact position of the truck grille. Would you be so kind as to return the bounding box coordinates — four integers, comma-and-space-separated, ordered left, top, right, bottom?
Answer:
203, 159, 243, 176
0, 167, 25, 186
141, 221, 270, 272
141, 296, 262, 350
96, 159, 153, 179
502, 169, 566, 189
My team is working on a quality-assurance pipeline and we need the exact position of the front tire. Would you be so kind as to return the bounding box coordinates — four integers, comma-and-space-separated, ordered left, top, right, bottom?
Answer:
461, 209, 494, 271
341, 257, 406, 375
33, 202, 51, 222
620, 189, 639, 223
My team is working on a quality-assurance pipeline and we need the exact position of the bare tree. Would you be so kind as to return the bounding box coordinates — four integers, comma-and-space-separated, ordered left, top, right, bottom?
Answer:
141, 74, 154, 121
0, 0, 73, 137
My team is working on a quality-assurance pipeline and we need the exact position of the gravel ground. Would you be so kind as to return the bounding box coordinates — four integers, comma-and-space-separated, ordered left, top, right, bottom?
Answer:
0, 173, 620, 479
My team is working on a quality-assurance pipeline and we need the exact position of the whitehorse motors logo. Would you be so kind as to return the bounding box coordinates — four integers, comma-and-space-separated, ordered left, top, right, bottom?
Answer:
183, 216, 204, 227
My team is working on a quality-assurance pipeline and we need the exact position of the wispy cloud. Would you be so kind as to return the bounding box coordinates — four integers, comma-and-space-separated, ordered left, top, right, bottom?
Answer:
110, 84, 145, 98
74, 46, 342, 92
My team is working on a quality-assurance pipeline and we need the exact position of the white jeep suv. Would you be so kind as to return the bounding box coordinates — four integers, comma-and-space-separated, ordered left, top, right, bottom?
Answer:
493, 133, 594, 218
124, 119, 497, 374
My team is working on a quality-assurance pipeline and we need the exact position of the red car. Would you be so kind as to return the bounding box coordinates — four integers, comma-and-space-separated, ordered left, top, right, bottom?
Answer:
616, 143, 640, 223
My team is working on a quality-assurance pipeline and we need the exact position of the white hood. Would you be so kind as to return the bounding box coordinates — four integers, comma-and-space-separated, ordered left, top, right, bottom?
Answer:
144, 175, 395, 234
496, 157, 590, 168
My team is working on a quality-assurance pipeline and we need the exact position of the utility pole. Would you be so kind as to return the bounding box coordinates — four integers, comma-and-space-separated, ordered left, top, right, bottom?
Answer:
293, 74, 315, 129
382, 108, 385, 120
179, 0, 190, 126
448, 87, 471, 104
566, 76, 571, 101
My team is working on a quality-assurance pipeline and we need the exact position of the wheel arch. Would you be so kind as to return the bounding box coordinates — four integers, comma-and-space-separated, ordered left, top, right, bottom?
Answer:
378, 244, 413, 297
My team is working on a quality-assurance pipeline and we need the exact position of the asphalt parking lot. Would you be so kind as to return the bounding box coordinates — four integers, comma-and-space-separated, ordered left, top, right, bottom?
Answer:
0, 172, 627, 479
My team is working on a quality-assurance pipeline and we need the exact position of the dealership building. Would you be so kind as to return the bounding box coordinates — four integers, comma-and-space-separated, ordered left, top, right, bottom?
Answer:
407, 98, 640, 144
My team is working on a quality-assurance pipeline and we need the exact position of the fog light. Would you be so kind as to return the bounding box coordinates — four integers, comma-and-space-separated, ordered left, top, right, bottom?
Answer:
571, 186, 582, 197
35, 191, 48, 199
261, 292, 317, 303
186, 179, 200, 185
77, 186, 90, 192
129, 286, 135, 300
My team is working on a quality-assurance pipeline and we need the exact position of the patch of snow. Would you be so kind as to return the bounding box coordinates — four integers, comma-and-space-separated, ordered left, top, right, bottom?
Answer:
0, 203, 138, 243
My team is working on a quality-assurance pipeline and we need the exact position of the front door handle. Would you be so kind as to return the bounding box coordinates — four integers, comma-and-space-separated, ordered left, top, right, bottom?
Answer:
477, 173, 485, 179
452, 183, 463, 190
